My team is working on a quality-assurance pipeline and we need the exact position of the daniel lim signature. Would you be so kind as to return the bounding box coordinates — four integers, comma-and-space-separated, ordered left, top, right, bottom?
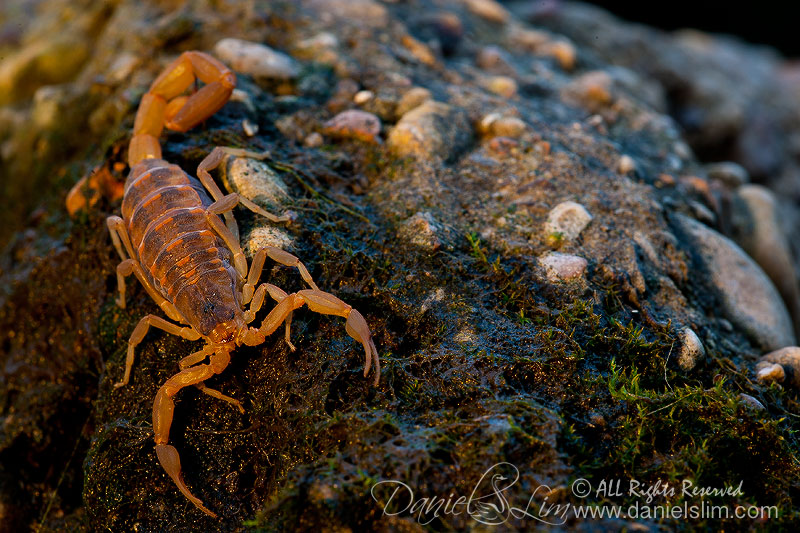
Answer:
370, 462, 564, 526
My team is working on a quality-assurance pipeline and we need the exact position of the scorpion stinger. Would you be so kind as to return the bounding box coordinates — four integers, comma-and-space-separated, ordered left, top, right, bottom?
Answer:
107, 50, 380, 518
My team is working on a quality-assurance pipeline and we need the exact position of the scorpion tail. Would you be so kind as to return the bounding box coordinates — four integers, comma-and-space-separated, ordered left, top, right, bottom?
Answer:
128, 51, 236, 167
156, 444, 218, 518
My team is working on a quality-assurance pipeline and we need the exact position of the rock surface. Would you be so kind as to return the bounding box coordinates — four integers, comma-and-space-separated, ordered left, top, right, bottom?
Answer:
1, 0, 800, 531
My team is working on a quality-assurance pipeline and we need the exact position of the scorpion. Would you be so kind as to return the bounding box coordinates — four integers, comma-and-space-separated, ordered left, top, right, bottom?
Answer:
105, 50, 380, 517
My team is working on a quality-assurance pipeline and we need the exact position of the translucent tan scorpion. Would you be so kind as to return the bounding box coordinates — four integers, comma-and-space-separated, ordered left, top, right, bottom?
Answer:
106, 50, 380, 517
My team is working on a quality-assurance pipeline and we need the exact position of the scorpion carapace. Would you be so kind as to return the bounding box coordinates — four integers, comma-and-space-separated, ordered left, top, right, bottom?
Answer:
106, 51, 380, 518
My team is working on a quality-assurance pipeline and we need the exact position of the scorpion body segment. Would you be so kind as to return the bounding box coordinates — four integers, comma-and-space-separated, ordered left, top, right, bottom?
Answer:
106, 51, 380, 518
122, 160, 243, 338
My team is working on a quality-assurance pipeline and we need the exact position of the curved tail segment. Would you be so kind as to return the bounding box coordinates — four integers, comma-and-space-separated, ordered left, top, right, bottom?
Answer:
128, 51, 236, 167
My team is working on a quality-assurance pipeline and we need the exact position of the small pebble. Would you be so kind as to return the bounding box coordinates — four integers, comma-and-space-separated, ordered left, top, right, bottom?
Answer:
756, 346, 800, 387
242, 119, 258, 137
539, 252, 588, 282
756, 362, 786, 384
679, 175, 710, 197
311, 0, 388, 26
657, 173, 676, 187
508, 27, 550, 50
689, 200, 716, 225
297, 32, 339, 51
221, 157, 289, 211
246, 225, 294, 257
542, 40, 577, 71
674, 214, 795, 351
677, 327, 705, 371
107, 53, 139, 83
617, 154, 636, 174
632, 231, 659, 266
535, 140, 551, 155
478, 113, 526, 138
401, 34, 437, 66
673, 140, 693, 160
214, 38, 300, 80
561, 71, 613, 112
322, 109, 382, 143
545, 201, 593, 241
399, 212, 445, 251
487, 76, 517, 98
476, 45, 509, 70
733, 185, 799, 328
464, 0, 509, 23
353, 90, 374, 104
230, 89, 256, 112
396, 87, 432, 116
304, 132, 324, 148
706, 161, 749, 188
487, 136, 519, 155
388, 100, 471, 160
738, 393, 766, 411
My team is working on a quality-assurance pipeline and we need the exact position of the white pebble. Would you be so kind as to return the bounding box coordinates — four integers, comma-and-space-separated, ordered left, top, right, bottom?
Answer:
617, 154, 636, 174
539, 252, 588, 282
353, 90, 374, 104
214, 38, 300, 80
677, 327, 705, 371
756, 362, 785, 384
545, 201, 593, 241
221, 157, 288, 208
242, 119, 258, 137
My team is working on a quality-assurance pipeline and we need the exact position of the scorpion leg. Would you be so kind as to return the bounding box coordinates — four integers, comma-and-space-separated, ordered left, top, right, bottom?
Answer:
153, 350, 232, 518
196, 148, 290, 241
178, 347, 245, 413
243, 290, 380, 385
203, 206, 248, 279
244, 283, 295, 350
195, 384, 245, 414
115, 258, 184, 322
107, 216, 135, 261
249, 246, 321, 291
179, 346, 214, 369
241, 247, 321, 351
242, 246, 319, 305
116, 314, 201, 388
108, 217, 185, 321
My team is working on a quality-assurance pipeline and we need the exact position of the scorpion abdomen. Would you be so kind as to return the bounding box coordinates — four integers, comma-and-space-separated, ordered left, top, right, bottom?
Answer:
122, 159, 241, 336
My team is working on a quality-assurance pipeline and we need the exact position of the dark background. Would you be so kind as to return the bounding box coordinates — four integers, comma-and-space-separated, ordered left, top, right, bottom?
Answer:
592, 2, 799, 57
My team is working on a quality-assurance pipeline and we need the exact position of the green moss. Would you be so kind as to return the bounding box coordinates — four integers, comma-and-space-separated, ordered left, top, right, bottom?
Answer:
455, 230, 800, 529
